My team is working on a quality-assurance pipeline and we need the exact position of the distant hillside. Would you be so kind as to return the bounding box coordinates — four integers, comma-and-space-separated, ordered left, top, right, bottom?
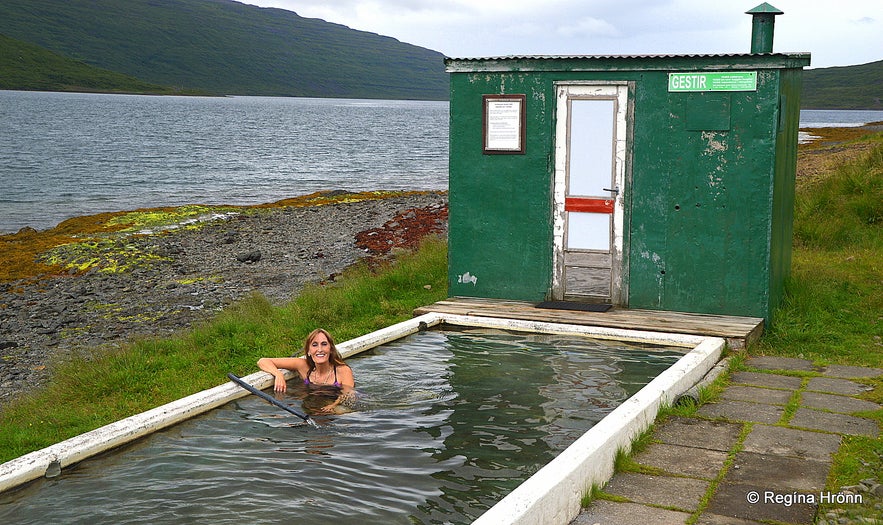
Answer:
801, 60, 882, 110
0, 0, 448, 100
0, 34, 197, 94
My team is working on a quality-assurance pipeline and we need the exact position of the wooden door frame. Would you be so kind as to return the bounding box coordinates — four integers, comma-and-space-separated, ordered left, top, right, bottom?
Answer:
552, 81, 633, 304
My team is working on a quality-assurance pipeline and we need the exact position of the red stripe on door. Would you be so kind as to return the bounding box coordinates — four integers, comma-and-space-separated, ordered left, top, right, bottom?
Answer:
565, 197, 614, 214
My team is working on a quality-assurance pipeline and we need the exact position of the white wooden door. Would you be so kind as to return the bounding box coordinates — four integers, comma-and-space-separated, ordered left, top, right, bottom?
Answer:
552, 83, 629, 303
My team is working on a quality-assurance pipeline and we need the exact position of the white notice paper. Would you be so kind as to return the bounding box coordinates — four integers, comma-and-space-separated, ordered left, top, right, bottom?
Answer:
485, 98, 523, 152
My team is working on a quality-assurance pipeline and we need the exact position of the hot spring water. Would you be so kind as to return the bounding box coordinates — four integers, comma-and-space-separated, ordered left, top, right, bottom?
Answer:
0, 328, 684, 524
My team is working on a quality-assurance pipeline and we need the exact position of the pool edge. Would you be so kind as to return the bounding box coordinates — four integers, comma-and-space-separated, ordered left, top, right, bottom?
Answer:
0, 314, 444, 494
0, 312, 724, 524
470, 332, 725, 525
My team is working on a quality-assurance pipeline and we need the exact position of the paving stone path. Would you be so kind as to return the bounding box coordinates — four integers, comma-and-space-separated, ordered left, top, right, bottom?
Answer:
572, 356, 882, 525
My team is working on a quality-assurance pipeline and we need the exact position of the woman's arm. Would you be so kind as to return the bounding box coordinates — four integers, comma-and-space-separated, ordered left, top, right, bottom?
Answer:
316, 365, 356, 414
257, 357, 308, 392
336, 365, 355, 388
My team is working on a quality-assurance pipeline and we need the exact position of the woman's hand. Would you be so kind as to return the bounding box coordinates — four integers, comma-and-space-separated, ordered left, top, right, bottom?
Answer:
316, 402, 338, 414
273, 372, 287, 393
258, 357, 306, 392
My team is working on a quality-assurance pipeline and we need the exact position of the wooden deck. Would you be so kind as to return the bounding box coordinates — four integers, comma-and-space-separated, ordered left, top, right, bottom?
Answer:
415, 297, 764, 349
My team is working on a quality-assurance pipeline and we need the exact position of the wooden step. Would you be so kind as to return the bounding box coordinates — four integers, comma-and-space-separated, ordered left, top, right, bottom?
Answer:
415, 297, 764, 350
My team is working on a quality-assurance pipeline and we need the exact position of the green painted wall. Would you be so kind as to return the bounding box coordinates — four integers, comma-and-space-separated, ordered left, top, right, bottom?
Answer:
629, 71, 780, 318
768, 68, 804, 313
447, 72, 556, 299
446, 54, 808, 322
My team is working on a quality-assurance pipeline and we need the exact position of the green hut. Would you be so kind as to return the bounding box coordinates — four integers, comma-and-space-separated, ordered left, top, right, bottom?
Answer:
444, 4, 810, 322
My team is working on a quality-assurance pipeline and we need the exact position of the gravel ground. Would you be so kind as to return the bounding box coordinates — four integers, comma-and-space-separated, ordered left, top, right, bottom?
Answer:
0, 191, 448, 410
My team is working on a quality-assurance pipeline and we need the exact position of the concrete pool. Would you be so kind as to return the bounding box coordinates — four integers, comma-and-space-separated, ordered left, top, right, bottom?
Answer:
0, 313, 725, 524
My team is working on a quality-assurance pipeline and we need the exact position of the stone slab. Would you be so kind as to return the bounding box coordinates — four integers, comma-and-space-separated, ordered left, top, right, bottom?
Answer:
729, 372, 803, 391
800, 391, 881, 414
790, 407, 879, 437
725, 451, 831, 492
706, 482, 816, 524
745, 356, 815, 372
821, 364, 883, 379
633, 443, 729, 479
654, 416, 743, 452
805, 377, 873, 396
697, 399, 784, 424
572, 500, 691, 525
721, 385, 793, 405
741, 424, 841, 462
603, 472, 709, 512
695, 513, 767, 524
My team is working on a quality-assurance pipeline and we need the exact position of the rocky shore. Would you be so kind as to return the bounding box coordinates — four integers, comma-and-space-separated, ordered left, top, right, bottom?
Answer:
0, 191, 448, 409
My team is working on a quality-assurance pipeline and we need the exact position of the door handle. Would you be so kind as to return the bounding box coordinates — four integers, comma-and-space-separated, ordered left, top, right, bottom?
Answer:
602, 187, 620, 195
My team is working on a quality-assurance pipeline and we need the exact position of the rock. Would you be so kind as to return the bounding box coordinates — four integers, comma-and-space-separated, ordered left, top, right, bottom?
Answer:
236, 250, 262, 264
222, 232, 238, 244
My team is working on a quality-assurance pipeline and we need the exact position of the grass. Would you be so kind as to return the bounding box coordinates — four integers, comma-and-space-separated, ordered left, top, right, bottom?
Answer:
0, 236, 447, 463
757, 135, 883, 368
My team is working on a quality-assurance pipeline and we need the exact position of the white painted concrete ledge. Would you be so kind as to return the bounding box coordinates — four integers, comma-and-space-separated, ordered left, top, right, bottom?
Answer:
0, 312, 724, 525
472, 334, 725, 525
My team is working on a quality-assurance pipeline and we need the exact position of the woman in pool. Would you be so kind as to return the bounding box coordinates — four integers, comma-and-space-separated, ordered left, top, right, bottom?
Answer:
257, 328, 355, 414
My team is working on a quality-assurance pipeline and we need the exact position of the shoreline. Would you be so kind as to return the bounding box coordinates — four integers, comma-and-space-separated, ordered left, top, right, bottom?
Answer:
0, 190, 448, 408
0, 189, 444, 283
795, 122, 883, 186
3, 122, 881, 410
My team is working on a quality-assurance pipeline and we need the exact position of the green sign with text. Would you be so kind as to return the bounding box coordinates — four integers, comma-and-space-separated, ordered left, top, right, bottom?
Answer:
668, 71, 757, 92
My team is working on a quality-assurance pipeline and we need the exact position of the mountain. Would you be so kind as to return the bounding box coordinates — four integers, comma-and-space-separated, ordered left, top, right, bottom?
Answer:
0, 0, 448, 100
0, 0, 878, 106
0, 34, 200, 94
801, 60, 882, 110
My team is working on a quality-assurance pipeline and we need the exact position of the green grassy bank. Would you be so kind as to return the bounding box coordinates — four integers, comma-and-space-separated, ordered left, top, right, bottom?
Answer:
762, 135, 883, 369
1, 133, 881, 494
0, 237, 447, 463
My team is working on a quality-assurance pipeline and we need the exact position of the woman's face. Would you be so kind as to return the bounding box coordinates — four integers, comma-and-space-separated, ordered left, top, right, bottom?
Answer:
309, 332, 331, 364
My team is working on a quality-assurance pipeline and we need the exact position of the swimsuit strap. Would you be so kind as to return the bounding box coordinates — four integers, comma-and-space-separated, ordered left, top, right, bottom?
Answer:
305, 366, 338, 386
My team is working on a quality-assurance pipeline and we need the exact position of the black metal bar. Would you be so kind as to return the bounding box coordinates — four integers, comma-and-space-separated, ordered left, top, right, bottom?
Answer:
227, 373, 310, 422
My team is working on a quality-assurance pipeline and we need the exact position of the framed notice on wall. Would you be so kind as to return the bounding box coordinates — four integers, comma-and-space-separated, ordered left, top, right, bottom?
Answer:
483, 94, 526, 154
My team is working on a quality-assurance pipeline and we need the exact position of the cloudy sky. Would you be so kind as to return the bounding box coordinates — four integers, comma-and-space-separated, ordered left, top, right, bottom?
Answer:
243, 0, 880, 69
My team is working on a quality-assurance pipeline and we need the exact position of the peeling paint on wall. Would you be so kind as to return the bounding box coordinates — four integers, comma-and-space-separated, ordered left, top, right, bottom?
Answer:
458, 272, 478, 285
701, 131, 727, 153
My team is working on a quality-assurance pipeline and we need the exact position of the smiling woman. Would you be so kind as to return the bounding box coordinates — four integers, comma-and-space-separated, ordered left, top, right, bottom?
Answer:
256, 328, 355, 414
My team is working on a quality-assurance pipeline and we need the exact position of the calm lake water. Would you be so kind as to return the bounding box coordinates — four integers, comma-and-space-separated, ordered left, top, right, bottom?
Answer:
0, 91, 448, 233
2, 90, 880, 234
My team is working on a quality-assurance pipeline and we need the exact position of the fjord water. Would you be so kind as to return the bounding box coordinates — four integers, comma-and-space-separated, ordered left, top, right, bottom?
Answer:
0, 91, 448, 233
2, 89, 880, 234
0, 329, 683, 524
799, 108, 883, 128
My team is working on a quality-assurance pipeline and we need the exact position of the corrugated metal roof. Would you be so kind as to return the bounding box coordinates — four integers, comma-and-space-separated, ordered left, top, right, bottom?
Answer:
444, 52, 808, 62
443, 52, 812, 72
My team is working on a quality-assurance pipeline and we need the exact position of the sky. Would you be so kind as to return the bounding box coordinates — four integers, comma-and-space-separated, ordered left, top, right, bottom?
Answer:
242, 0, 881, 69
